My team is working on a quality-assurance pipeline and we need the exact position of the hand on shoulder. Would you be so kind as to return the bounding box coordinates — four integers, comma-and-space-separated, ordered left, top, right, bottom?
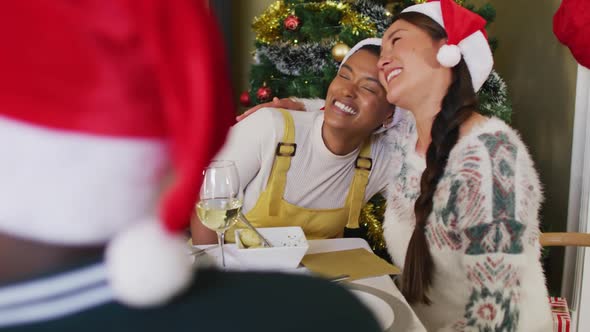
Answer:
236, 97, 305, 122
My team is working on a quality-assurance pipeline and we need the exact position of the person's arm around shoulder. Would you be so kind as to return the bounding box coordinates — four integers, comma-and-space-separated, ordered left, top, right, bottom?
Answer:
236, 97, 325, 122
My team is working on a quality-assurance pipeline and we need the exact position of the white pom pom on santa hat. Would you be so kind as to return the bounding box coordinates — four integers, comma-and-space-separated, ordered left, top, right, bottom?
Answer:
436, 44, 461, 67
106, 220, 194, 307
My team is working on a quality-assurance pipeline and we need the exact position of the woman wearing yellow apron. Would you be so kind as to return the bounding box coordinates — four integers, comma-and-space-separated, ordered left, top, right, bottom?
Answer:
192, 38, 397, 244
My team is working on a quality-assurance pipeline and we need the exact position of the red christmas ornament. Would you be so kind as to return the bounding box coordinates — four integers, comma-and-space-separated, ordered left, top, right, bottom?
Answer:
284, 15, 301, 31
256, 85, 272, 102
239, 90, 251, 107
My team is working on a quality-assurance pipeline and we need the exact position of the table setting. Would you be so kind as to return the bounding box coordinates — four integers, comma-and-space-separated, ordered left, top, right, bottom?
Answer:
191, 232, 426, 332
191, 159, 426, 332
192, 159, 577, 332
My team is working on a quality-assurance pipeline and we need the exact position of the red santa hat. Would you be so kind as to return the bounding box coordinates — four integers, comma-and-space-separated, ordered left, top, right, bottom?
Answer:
0, 1, 233, 306
553, 0, 590, 69
402, 0, 493, 92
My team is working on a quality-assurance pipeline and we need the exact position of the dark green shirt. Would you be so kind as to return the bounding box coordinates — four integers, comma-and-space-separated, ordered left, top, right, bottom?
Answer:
0, 262, 381, 332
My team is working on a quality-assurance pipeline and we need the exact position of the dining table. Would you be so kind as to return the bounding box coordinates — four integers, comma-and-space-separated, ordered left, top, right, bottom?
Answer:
193, 237, 426, 332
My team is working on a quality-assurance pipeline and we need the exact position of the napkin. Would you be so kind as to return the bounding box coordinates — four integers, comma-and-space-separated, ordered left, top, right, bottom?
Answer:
301, 248, 401, 281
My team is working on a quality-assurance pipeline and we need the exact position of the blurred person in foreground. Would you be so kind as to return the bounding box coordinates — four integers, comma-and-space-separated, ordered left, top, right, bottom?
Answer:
0, 1, 381, 331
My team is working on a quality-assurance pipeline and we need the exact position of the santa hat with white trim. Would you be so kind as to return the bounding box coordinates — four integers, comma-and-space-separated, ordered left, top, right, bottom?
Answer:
402, 0, 493, 92
0, 1, 233, 307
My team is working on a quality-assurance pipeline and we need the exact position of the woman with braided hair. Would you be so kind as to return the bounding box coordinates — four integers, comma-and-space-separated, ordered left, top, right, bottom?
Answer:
379, 0, 552, 330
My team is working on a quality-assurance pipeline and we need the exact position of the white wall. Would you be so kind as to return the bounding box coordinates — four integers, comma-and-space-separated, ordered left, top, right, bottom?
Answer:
570, 65, 590, 331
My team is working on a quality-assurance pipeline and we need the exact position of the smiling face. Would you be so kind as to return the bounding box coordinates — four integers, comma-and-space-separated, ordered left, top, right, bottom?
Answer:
324, 48, 394, 135
378, 17, 451, 110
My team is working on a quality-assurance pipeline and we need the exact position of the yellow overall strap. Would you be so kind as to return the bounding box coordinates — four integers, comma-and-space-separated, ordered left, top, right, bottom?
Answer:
268, 109, 296, 216
345, 138, 372, 229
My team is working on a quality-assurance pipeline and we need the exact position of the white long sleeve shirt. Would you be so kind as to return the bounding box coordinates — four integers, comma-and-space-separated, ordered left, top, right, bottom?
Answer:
215, 108, 392, 214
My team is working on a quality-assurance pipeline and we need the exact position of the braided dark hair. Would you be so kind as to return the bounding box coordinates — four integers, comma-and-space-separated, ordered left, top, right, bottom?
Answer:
394, 12, 479, 304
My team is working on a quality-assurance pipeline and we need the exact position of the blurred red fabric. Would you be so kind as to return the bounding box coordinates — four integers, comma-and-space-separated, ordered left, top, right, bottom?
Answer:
553, 0, 590, 68
0, 0, 236, 232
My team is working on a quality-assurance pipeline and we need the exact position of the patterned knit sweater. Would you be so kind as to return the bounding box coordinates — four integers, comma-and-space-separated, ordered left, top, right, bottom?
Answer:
383, 110, 553, 331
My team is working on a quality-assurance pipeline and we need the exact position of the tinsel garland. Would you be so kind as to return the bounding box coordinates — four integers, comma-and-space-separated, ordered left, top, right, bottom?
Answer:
253, 0, 378, 44
252, 1, 291, 44
335, 2, 377, 36
478, 70, 512, 123
304, 1, 377, 36
249, 50, 337, 99
353, 0, 393, 35
257, 42, 334, 76
359, 194, 387, 254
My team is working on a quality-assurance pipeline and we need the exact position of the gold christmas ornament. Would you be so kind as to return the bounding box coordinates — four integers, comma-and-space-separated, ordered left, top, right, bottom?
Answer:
331, 42, 351, 62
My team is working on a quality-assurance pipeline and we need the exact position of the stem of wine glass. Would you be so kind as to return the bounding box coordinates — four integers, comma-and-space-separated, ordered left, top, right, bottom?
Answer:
217, 231, 226, 268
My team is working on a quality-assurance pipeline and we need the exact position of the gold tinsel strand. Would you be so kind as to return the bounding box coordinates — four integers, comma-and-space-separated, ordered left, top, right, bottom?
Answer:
341, 8, 376, 35
252, 1, 292, 44
305, 1, 377, 37
253, 1, 377, 44
359, 198, 387, 253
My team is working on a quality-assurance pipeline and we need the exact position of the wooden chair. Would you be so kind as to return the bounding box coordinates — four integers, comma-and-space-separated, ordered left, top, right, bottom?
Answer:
539, 232, 590, 331
540, 232, 590, 247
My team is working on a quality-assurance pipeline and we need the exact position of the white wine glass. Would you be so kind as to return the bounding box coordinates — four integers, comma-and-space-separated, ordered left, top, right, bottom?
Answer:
196, 160, 241, 268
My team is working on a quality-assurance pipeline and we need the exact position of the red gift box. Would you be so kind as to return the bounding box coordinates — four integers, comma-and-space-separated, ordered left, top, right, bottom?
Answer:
549, 297, 571, 332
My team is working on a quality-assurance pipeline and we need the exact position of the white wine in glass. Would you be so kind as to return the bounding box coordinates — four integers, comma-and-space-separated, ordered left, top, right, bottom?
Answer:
196, 160, 240, 268
196, 198, 242, 232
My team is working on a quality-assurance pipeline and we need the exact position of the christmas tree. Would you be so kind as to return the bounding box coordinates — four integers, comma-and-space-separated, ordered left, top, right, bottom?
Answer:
242, 0, 512, 123
241, 0, 393, 108
241, 0, 513, 256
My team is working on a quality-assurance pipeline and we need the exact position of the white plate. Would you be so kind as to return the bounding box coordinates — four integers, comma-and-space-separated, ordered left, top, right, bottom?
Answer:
351, 289, 395, 330
345, 284, 414, 332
